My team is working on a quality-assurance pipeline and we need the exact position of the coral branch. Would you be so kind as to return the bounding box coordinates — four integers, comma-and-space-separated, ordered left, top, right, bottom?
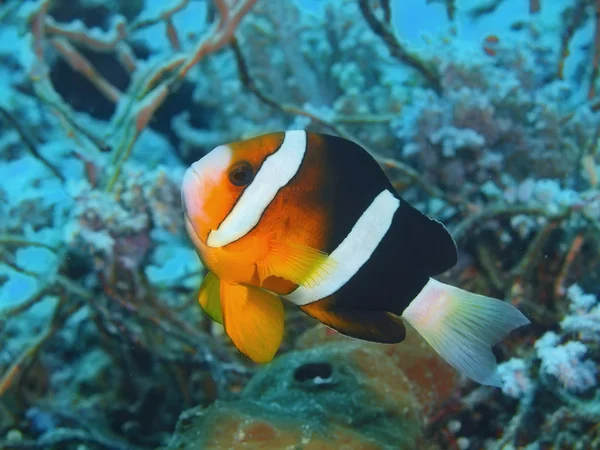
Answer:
561, 95, 600, 123
589, 0, 600, 99
50, 37, 122, 103
27, 0, 51, 80
102, 0, 258, 189
106, 84, 169, 191
53, 274, 248, 395
467, 0, 505, 20
34, 81, 111, 152
333, 114, 397, 124
0, 249, 38, 278
45, 14, 138, 75
554, 233, 585, 298
45, 15, 128, 53
446, 0, 457, 20
557, 2, 587, 80
474, 242, 506, 292
381, 0, 392, 23
130, 0, 191, 31
529, 0, 541, 14
452, 204, 548, 242
489, 387, 536, 450
0, 300, 65, 397
230, 38, 454, 204
214, 0, 231, 29
506, 217, 567, 322
0, 283, 53, 320
510, 219, 560, 283
166, 18, 182, 52
0, 235, 57, 251
138, 55, 187, 97
133, 85, 170, 133
174, 0, 259, 81
115, 42, 137, 73
0, 1, 20, 23
358, 0, 442, 94
0, 107, 65, 181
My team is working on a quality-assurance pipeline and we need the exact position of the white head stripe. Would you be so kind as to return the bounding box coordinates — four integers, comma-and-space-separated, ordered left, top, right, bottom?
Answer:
285, 189, 400, 306
207, 130, 307, 247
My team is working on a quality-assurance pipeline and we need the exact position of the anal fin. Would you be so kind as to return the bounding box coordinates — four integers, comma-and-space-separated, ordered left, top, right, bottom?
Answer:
300, 297, 406, 344
220, 281, 284, 363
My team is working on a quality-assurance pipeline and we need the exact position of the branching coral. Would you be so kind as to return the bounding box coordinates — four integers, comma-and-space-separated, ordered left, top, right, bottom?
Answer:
1, 1, 259, 447
12, 0, 259, 191
487, 282, 600, 448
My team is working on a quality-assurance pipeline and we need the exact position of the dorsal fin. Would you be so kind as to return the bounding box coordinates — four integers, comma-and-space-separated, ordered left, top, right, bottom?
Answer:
402, 202, 458, 275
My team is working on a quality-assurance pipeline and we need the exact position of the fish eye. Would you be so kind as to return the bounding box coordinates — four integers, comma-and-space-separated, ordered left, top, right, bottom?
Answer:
228, 161, 254, 187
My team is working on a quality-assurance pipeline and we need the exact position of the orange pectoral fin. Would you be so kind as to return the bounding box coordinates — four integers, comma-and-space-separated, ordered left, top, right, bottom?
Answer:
197, 271, 223, 324
220, 281, 284, 363
256, 239, 336, 288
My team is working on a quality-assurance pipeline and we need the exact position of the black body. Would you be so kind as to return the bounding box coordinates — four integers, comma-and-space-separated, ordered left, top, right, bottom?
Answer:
299, 134, 458, 343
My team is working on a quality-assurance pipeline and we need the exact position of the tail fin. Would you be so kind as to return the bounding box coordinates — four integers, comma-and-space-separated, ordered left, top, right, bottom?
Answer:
401, 278, 530, 386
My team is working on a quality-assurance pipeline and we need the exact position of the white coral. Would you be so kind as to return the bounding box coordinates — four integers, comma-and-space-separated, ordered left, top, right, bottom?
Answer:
535, 331, 597, 393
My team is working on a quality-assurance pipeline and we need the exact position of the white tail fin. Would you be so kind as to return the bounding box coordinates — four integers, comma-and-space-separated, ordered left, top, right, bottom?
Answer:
401, 278, 530, 386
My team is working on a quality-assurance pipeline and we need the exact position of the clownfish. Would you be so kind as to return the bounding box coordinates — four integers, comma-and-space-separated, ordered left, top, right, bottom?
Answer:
181, 130, 529, 386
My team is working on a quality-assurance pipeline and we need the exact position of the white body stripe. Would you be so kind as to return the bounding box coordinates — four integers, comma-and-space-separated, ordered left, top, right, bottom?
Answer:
285, 189, 400, 306
207, 130, 307, 248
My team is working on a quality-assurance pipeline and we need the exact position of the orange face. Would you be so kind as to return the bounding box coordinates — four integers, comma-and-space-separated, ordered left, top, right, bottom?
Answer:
182, 133, 285, 242
182, 133, 285, 282
181, 131, 336, 291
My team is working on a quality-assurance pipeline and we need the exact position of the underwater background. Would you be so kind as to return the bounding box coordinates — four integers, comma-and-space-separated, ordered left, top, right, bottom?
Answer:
0, 0, 599, 449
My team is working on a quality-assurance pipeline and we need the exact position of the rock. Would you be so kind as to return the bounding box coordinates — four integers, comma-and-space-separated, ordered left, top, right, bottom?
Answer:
164, 335, 438, 449
296, 324, 460, 416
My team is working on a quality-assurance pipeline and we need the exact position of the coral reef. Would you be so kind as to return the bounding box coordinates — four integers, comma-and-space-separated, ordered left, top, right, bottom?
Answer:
0, 0, 599, 449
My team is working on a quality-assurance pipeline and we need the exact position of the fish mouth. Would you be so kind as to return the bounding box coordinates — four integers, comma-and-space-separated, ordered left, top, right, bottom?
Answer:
184, 214, 205, 248
181, 147, 232, 247
181, 167, 208, 245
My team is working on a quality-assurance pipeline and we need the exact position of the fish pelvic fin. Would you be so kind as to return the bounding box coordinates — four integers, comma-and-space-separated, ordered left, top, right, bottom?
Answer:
198, 271, 223, 324
300, 297, 406, 343
401, 278, 530, 387
256, 239, 336, 289
220, 281, 284, 363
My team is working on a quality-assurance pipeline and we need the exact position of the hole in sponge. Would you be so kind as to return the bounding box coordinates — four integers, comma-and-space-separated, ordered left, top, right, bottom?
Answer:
293, 362, 333, 384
